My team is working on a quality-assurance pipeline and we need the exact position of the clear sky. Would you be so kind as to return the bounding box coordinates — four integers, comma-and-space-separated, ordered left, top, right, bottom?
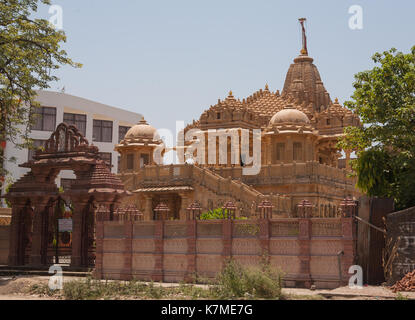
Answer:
36, 0, 415, 134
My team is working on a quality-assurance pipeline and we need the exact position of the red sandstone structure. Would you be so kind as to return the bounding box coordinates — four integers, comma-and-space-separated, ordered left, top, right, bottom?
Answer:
116, 19, 361, 220
5, 123, 130, 267
3, 19, 362, 288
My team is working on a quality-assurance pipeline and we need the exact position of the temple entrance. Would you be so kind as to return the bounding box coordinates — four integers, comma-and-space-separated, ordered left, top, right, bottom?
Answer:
5, 123, 130, 268
45, 198, 73, 266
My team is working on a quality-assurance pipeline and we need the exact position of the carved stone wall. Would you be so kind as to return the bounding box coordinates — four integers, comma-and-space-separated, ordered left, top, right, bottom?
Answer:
96, 217, 356, 289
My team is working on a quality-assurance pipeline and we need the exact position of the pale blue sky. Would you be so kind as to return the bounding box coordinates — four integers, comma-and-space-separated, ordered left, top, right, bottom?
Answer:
36, 0, 414, 133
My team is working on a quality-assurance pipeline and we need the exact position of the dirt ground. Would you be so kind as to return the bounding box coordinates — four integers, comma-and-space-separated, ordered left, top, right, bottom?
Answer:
0, 275, 413, 300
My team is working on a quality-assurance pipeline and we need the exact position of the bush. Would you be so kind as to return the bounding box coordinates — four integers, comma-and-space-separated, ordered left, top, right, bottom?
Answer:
212, 259, 283, 299
199, 208, 248, 220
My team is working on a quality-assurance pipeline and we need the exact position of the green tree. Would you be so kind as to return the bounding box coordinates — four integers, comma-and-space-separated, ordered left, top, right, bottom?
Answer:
339, 46, 415, 210
0, 0, 81, 177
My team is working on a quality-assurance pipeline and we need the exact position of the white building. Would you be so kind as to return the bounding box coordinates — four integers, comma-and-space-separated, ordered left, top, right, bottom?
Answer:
2, 90, 142, 197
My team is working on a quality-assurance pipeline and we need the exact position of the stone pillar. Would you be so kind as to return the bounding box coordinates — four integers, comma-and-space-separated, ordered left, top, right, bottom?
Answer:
258, 218, 270, 259
8, 203, 25, 266
298, 218, 312, 288
152, 220, 164, 282
143, 196, 153, 221
222, 220, 232, 263
341, 217, 355, 284
121, 221, 133, 280
30, 198, 49, 266
185, 220, 197, 283
179, 193, 190, 221
71, 199, 89, 268
94, 220, 104, 279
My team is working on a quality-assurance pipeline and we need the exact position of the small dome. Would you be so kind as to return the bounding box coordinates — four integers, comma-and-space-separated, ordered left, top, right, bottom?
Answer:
270, 105, 310, 125
124, 118, 159, 140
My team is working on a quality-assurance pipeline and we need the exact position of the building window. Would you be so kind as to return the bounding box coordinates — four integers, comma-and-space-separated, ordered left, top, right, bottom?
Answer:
118, 126, 131, 143
326, 119, 331, 125
93, 120, 113, 142
31, 107, 56, 131
293, 142, 302, 161
28, 139, 47, 161
63, 113, 87, 136
117, 156, 121, 173
99, 152, 112, 168
276, 143, 285, 161
216, 113, 221, 120
126, 154, 134, 170
61, 178, 75, 191
140, 154, 150, 168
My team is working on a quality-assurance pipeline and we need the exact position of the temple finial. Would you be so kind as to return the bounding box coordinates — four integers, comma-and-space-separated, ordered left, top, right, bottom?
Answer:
299, 18, 308, 55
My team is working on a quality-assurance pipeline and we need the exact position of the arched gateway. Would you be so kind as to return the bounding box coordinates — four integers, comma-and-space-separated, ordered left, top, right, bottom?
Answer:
5, 123, 130, 268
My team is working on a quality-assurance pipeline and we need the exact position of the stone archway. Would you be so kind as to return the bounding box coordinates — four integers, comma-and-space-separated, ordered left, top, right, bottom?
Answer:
5, 123, 130, 268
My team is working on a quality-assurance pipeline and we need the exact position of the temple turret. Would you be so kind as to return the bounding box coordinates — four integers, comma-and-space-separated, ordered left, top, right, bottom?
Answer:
282, 18, 332, 113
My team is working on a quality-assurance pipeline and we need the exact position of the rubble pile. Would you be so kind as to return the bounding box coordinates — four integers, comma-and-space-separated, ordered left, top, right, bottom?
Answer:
391, 270, 415, 292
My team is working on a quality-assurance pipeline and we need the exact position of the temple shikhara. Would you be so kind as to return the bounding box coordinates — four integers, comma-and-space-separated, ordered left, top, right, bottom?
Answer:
116, 19, 362, 221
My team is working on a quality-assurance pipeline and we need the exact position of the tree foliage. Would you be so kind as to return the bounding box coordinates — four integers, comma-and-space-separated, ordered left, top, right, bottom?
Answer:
339, 46, 415, 210
0, 0, 81, 175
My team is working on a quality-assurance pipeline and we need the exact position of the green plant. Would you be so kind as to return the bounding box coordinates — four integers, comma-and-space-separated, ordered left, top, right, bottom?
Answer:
199, 208, 248, 220
338, 46, 415, 210
212, 259, 283, 300
395, 293, 409, 300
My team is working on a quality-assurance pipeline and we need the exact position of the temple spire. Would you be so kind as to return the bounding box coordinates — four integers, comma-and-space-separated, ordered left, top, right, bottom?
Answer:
299, 18, 308, 55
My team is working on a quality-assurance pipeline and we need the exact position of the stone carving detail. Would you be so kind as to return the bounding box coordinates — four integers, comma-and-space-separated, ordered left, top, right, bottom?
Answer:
104, 225, 125, 239
133, 224, 155, 238
196, 255, 223, 272
164, 223, 187, 238
310, 256, 338, 276
44, 123, 89, 154
269, 240, 300, 255
312, 221, 343, 237
196, 239, 223, 254
164, 255, 188, 271
132, 254, 155, 270
232, 239, 261, 255
163, 239, 188, 253
132, 239, 155, 253
271, 221, 299, 237
270, 256, 300, 274
197, 223, 223, 237
310, 240, 342, 255
103, 253, 125, 270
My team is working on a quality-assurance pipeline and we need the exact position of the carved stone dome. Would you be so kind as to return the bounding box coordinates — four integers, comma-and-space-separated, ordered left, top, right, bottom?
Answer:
124, 118, 159, 141
270, 105, 310, 125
